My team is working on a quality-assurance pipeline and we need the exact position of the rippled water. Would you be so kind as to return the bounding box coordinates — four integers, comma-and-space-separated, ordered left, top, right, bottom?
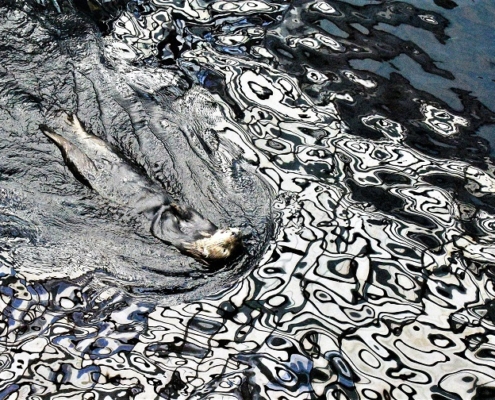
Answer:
1, 0, 495, 398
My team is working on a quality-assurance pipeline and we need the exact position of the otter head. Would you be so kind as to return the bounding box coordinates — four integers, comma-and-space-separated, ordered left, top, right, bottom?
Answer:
182, 227, 243, 265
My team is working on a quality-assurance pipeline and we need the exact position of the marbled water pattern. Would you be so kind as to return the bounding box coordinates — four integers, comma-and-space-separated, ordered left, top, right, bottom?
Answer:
1, 0, 495, 398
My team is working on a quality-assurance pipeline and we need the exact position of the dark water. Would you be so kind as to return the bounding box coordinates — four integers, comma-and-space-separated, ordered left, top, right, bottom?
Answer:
1, 0, 495, 398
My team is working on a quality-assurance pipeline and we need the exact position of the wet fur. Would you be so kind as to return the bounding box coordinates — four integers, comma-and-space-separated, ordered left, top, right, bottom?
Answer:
40, 113, 243, 264
182, 228, 242, 265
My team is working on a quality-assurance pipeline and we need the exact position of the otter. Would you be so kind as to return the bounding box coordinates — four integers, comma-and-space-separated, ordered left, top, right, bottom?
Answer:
39, 113, 242, 265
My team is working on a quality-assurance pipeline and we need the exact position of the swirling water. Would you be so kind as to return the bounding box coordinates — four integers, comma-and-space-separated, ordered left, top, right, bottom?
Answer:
1, 0, 495, 398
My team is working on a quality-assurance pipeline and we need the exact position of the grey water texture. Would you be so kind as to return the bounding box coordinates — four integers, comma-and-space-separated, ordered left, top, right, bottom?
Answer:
1, 0, 495, 399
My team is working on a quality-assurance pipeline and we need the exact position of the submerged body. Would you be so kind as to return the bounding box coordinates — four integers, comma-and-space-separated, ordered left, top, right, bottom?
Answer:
40, 113, 242, 265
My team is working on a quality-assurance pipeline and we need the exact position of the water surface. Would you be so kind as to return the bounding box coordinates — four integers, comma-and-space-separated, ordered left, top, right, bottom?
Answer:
1, 0, 495, 398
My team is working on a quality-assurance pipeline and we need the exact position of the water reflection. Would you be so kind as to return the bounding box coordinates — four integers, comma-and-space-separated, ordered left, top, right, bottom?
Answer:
1, 0, 495, 398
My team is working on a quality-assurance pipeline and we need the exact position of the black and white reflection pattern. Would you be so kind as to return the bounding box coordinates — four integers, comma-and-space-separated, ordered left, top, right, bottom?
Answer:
2, 0, 495, 398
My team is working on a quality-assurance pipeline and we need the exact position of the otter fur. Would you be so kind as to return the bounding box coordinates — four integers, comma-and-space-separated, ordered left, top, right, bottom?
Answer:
40, 113, 242, 265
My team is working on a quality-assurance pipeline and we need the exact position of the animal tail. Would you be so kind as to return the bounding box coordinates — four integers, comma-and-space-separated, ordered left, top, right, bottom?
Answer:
40, 124, 98, 189
40, 124, 68, 151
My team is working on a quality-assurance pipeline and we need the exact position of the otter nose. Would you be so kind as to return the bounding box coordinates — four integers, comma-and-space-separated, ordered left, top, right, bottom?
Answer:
230, 228, 242, 238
